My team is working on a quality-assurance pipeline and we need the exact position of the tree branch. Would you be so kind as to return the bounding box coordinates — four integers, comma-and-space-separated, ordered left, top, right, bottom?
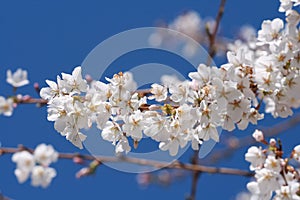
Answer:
206, 0, 227, 65
188, 150, 201, 200
0, 146, 253, 177
203, 112, 300, 165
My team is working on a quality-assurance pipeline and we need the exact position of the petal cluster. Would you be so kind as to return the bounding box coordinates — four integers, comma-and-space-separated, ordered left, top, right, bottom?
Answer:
11, 144, 58, 188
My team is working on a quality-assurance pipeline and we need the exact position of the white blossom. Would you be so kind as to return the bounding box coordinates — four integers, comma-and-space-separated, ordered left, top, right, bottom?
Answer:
12, 151, 35, 183
245, 146, 266, 170
12, 151, 35, 172
257, 18, 284, 44
34, 144, 58, 166
0, 96, 13, 117
148, 83, 168, 102
252, 129, 265, 142
6, 68, 29, 88
31, 166, 56, 188
293, 144, 300, 162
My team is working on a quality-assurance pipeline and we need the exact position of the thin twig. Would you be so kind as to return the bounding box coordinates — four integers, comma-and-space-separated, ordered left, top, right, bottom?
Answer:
206, 0, 227, 65
188, 150, 201, 200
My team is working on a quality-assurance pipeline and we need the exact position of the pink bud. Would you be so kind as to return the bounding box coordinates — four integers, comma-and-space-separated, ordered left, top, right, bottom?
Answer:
158, 170, 171, 185
252, 129, 264, 142
75, 167, 90, 179
22, 95, 31, 101
73, 156, 84, 164
34, 82, 39, 90
85, 74, 93, 83
16, 94, 23, 101
136, 173, 151, 187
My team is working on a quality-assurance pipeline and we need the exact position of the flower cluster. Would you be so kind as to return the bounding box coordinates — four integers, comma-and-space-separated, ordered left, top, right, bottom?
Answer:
12, 144, 58, 188
148, 10, 202, 57
228, 0, 300, 119
39, 0, 300, 156
245, 130, 300, 199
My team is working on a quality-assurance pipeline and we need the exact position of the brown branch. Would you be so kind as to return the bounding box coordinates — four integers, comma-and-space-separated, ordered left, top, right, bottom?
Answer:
188, 150, 201, 200
203, 113, 300, 165
186, 1, 228, 199
18, 98, 48, 105
0, 146, 253, 177
206, 0, 227, 65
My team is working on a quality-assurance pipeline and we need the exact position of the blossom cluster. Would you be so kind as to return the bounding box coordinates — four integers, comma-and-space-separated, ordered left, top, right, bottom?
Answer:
38, 0, 300, 156
245, 130, 300, 199
148, 10, 203, 57
11, 144, 58, 188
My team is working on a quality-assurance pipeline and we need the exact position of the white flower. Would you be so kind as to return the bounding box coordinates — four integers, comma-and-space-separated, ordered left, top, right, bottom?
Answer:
252, 129, 264, 142
196, 122, 219, 142
106, 72, 137, 92
188, 64, 211, 87
40, 79, 60, 100
227, 98, 250, 123
255, 168, 280, 193
247, 181, 272, 200
115, 135, 131, 153
31, 166, 56, 188
170, 11, 201, 38
12, 151, 35, 183
34, 144, 58, 166
63, 127, 87, 149
143, 111, 171, 141
264, 155, 282, 173
102, 121, 122, 145
148, 83, 168, 102
12, 151, 35, 172
123, 110, 144, 141
159, 135, 187, 156
245, 146, 266, 170
293, 144, 300, 162
279, 0, 293, 12
257, 18, 284, 44
0, 96, 14, 117
60, 66, 88, 93
6, 68, 29, 87
102, 121, 131, 153
14, 168, 31, 183
274, 184, 300, 200
95, 102, 112, 129
169, 81, 191, 104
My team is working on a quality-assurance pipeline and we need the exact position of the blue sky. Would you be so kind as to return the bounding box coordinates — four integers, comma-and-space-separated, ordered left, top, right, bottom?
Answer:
1, 0, 299, 199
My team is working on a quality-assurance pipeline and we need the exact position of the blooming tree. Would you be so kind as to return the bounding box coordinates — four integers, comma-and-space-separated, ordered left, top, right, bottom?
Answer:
1, 0, 300, 199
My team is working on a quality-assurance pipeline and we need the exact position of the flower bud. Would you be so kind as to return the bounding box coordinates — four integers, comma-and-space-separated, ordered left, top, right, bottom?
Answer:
75, 167, 90, 179
73, 156, 84, 165
252, 129, 264, 142
22, 95, 31, 102
85, 74, 93, 83
269, 138, 277, 147
34, 82, 40, 91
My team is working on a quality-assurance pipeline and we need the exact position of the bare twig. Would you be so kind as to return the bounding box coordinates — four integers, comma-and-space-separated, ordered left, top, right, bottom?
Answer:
206, 0, 227, 65
188, 150, 201, 200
